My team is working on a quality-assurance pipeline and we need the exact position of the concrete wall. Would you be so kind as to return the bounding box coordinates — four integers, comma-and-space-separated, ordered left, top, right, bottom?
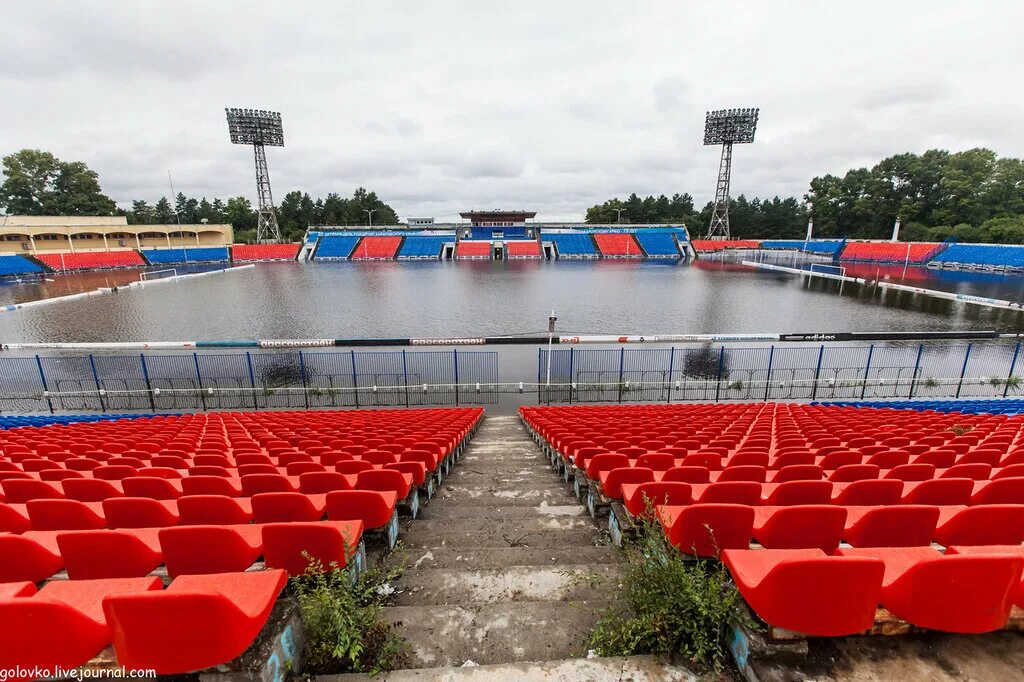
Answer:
0, 217, 233, 254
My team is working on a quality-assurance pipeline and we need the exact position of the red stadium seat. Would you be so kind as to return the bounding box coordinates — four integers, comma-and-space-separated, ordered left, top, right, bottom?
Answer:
933, 505, 1024, 546
177, 495, 253, 525
0, 577, 161, 674
261, 521, 364, 576
621, 482, 692, 517
657, 503, 754, 556
752, 505, 847, 552
842, 505, 940, 547
158, 525, 263, 577
0, 531, 64, 582
57, 528, 164, 579
837, 547, 1023, 632
722, 549, 884, 636
104, 570, 287, 674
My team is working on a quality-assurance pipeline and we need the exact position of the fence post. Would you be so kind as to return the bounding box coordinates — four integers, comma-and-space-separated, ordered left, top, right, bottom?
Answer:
139, 354, 156, 413
402, 349, 409, 407
908, 344, 924, 398
298, 351, 308, 409
1005, 343, 1021, 398
88, 354, 104, 413
860, 344, 874, 399
810, 345, 825, 401
35, 355, 53, 414
617, 348, 626, 403
764, 345, 775, 402
956, 343, 972, 398
245, 352, 258, 410
453, 348, 460, 406
569, 346, 575, 404
193, 352, 206, 411
666, 347, 675, 404
350, 350, 359, 407
714, 346, 725, 402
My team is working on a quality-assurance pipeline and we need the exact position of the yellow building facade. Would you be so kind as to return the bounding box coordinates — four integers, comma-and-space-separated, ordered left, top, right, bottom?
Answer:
0, 216, 234, 254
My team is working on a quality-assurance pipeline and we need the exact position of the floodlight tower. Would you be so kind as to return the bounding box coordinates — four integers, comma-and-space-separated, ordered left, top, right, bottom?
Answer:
703, 108, 759, 240
226, 108, 284, 243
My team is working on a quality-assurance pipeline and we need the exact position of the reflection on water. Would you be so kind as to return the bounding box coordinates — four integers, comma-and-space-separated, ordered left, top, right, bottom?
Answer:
0, 258, 1022, 343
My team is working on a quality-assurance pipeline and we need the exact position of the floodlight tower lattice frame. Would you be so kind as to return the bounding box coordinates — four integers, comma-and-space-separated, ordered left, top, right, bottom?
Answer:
226, 108, 285, 244
703, 108, 759, 240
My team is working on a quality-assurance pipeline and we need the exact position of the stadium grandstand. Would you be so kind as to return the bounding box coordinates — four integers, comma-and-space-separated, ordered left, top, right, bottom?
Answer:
350, 236, 402, 260
929, 243, 1024, 271
0, 254, 44, 276
634, 231, 683, 258
142, 247, 230, 265
506, 240, 542, 259
522, 401, 1024, 640
593, 233, 643, 258
455, 240, 492, 260
397, 235, 449, 260
691, 239, 762, 252
232, 243, 300, 262
36, 250, 146, 271
839, 241, 944, 264
0, 407, 482, 676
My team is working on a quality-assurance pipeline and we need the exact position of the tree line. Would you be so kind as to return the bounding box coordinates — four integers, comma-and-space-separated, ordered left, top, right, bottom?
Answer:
0, 149, 399, 243
5, 146, 1024, 244
585, 148, 1024, 243
585, 192, 808, 240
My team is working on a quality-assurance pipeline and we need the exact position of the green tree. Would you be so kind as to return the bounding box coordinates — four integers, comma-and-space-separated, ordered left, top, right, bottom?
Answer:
153, 197, 175, 223
0, 149, 117, 216
127, 199, 154, 225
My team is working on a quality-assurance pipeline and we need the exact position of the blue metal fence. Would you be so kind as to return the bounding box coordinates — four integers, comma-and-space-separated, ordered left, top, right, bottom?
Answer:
0, 349, 499, 413
537, 343, 1024, 404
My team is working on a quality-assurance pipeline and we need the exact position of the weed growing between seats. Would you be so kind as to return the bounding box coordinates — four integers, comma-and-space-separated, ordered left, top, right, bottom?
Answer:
587, 513, 755, 671
290, 552, 409, 675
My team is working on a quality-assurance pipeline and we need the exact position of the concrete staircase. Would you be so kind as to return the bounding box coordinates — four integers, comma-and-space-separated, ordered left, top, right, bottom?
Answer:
333, 415, 693, 680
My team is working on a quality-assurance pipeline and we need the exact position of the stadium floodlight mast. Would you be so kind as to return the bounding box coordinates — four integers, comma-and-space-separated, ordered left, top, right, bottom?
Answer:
703, 108, 759, 240
226, 108, 284, 243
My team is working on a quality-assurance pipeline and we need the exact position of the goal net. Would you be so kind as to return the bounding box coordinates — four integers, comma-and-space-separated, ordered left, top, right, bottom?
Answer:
140, 268, 178, 282
808, 263, 846, 277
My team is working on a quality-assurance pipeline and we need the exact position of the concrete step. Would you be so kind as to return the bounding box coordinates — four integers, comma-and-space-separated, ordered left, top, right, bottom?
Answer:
401, 516, 598, 535
399, 527, 609, 550
389, 546, 623, 571
392, 565, 620, 606
381, 601, 621, 667
431, 486, 578, 507
414, 504, 585, 520
319, 655, 696, 681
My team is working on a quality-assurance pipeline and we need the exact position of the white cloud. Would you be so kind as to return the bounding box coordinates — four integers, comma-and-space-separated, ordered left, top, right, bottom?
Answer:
1, 0, 1022, 223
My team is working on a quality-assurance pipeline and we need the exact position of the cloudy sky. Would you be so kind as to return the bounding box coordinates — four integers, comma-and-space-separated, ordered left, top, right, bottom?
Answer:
3, 1, 1022, 221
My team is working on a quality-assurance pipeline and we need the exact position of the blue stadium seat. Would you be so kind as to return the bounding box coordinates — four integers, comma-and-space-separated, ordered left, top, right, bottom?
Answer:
313, 236, 361, 260
142, 248, 229, 264
0, 256, 44, 276
817, 398, 1024, 416
0, 414, 172, 430
550, 234, 598, 258
760, 240, 805, 250
931, 244, 1024, 269
635, 232, 680, 258
804, 240, 846, 256
397, 236, 447, 259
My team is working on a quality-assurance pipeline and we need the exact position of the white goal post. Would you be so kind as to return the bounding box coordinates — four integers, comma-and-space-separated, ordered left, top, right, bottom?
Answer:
139, 268, 178, 283
809, 263, 846, 277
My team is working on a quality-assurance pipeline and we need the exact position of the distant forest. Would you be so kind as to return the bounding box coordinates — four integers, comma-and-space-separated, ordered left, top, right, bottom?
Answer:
0, 149, 399, 243
3, 147, 1024, 244
586, 148, 1024, 244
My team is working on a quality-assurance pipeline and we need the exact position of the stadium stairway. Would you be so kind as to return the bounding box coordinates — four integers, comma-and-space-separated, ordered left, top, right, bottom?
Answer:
376, 415, 643, 672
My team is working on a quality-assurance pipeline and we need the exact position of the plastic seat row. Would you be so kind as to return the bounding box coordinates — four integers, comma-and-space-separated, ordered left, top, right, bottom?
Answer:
0, 255, 44, 276
634, 232, 682, 257
550, 233, 598, 258
142, 248, 230, 264
456, 241, 492, 259
506, 240, 542, 258
398, 236, 448, 259
931, 243, 1024, 269
36, 251, 145, 271
593, 233, 642, 257
231, 243, 300, 261
690, 240, 762, 252
610, 472, 1024, 509
0, 569, 286, 675
839, 241, 939, 263
724, 547, 1024, 636
823, 398, 1024, 417
653, 500, 1024, 555
0, 519, 362, 582
351, 236, 402, 260
0, 488, 398, 533
312, 235, 360, 259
